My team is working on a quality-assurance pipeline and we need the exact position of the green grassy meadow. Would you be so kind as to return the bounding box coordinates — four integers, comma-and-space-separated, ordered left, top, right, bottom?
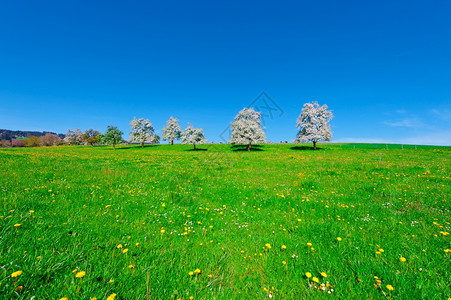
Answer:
0, 144, 450, 299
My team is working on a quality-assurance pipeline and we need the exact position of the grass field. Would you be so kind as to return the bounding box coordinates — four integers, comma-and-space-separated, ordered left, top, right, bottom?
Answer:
0, 144, 450, 299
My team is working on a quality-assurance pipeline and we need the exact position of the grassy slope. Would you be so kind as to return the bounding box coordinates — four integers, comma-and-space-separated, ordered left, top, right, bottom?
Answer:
0, 144, 450, 299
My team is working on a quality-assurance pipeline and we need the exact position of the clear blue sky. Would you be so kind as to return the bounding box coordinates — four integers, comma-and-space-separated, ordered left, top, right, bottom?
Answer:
1, 0, 450, 145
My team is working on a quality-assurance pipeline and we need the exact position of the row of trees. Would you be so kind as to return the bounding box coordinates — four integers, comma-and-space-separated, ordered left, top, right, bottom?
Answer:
1, 102, 333, 150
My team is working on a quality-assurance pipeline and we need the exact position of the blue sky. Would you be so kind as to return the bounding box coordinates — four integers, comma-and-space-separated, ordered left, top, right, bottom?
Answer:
1, 0, 450, 145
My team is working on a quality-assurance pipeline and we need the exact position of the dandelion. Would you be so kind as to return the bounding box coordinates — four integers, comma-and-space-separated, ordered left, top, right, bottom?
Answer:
107, 294, 117, 300
444, 249, 451, 253
194, 268, 201, 275
321, 272, 327, 277
117, 244, 122, 249
305, 272, 312, 278
75, 271, 86, 278
265, 243, 271, 249
128, 265, 134, 268
91, 298, 97, 300
379, 248, 384, 253
60, 298, 68, 300
386, 285, 394, 291
15, 286, 23, 292
282, 261, 287, 265
281, 245, 287, 250
160, 229, 165, 234
14, 223, 21, 228
307, 242, 312, 247
400, 257, 406, 262
337, 237, 342, 241
29, 210, 34, 213
135, 243, 140, 247
108, 279, 114, 283
312, 277, 319, 283
208, 274, 213, 278
122, 248, 128, 253
11, 271, 23, 278
189, 271, 194, 276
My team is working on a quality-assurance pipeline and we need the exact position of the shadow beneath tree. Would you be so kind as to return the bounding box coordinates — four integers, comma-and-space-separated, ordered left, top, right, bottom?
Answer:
185, 148, 208, 151
290, 146, 323, 151
231, 144, 264, 152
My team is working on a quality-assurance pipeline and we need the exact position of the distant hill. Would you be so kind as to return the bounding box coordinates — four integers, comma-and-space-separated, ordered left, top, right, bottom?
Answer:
0, 129, 65, 140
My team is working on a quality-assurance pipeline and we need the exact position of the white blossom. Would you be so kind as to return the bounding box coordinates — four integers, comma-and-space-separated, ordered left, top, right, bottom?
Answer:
229, 108, 266, 150
162, 117, 182, 145
295, 102, 333, 149
181, 123, 207, 150
129, 117, 155, 147
64, 128, 83, 145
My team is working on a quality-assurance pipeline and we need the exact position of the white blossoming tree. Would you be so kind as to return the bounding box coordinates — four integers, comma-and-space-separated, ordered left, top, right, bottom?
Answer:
162, 117, 182, 145
295, 101, 334, 150
64, 128, 83, 145
181, 124, 207, 150
129, 117, 155, 148
229, 107, 266, 151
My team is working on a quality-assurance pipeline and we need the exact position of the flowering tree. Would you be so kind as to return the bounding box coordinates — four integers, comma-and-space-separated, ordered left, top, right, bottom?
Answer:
181, 124, 207, 150
295, 101, 334, 150
129, 117, 155, 147
64, 128, 83, 145
104, 125, 123, 150
229, 108, 266, 151
162, 117, 182, 145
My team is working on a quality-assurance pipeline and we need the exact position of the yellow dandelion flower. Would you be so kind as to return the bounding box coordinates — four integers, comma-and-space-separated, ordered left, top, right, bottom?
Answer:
122, 248, 128, 253
72, 269, 78, 273
305, 272, 312, 278
376, 251, 381, 255
160, 229, 165, 234
189, 271, 194, 276
37, 256, 41, 259
117, 244, 122, 249
386, 285, 394, 291
281, 245, 287, 250
15, 286, 23, 292
189, 297, 194, 300
444, 249, 451, 253
321, 272, 327, 277
29, 210, 34, 213
282, 261, 287, 265
14, 223, 21, 228
207, 274, 213, 278
60, 298, 68, 300
307, 242, 312, 247
312, 277, 319, 283
128, 265, 134, 268
379, 248, 384, 253
337, 237, 342, 241
91, 298, 97, 300
75, 271, 86, 278
135, 243, 140, 247
265, 243, 271, 249
400, 257, 406, 262
107, 294, 117, 300
11, 271, 23, 278
108, 279, 114, 283
194, 268, 201, 275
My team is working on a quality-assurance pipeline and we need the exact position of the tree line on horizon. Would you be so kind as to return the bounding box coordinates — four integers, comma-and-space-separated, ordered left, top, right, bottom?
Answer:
0, 102, 333, 150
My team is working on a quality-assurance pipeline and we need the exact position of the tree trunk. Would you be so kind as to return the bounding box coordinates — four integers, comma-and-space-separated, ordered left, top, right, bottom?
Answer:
193, 143, 196, 150
313, 141, 317, 150
247, 144, 251, 151
113, 143, 116, 150
171, 140, 174, 145
141, 142, 144, 148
